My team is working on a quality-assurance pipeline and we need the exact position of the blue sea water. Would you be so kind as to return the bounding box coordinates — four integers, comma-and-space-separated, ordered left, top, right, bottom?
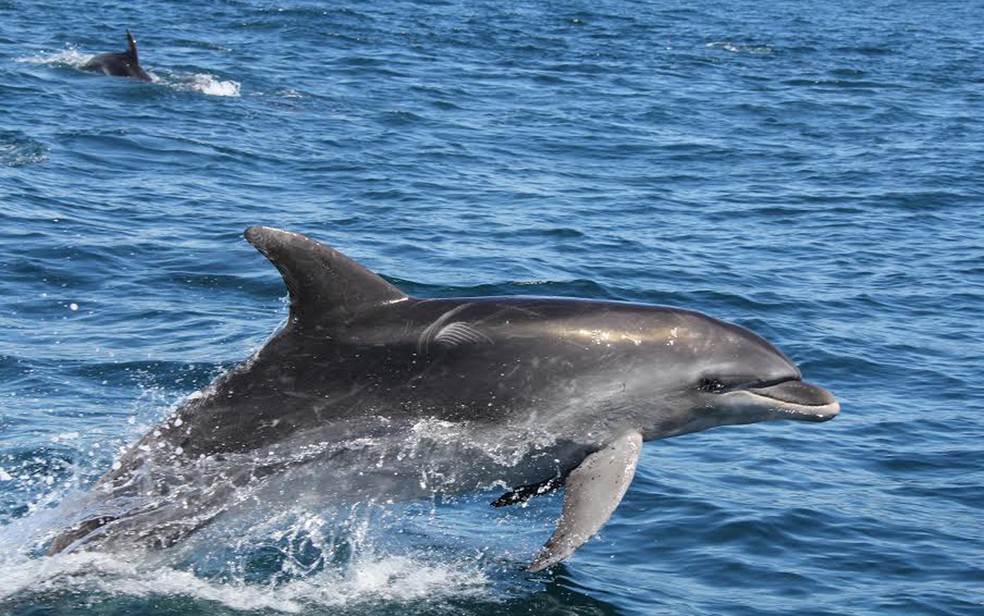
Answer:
1, 0, 982, 613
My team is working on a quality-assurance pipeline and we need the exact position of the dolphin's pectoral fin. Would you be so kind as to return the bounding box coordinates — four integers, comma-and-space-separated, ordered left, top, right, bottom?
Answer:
244, 227, 407, 327
527, 430, 642, 573
492, 475, 564, 507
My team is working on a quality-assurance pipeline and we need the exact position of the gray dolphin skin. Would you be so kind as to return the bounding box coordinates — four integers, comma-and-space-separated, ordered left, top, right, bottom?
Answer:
47, 227, 839, 571
81, 30, 151, 81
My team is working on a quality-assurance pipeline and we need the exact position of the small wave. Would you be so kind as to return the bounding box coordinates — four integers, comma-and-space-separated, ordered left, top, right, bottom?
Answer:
706, 41, 776, 56
0, 131, 48, 167
276, 88, 307, 99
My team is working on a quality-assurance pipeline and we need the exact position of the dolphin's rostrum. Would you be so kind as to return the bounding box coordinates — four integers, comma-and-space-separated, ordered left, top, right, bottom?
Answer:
48, 227, 839, 571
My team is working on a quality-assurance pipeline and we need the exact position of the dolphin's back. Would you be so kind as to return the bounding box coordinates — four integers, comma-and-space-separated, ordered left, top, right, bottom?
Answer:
82, 31, 151, 81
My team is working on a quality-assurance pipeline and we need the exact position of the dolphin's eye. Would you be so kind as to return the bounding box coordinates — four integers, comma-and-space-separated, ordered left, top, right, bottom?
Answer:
697, 378, 726, 393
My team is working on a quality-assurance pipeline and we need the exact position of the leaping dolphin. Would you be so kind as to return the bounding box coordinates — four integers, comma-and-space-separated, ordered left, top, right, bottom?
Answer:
81, 30, 152, 81
47, 227, 839, 571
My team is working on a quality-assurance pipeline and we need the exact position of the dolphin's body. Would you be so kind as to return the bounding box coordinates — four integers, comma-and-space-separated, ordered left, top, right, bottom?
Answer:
48, 227, 839, 570
81, 31, 151, 81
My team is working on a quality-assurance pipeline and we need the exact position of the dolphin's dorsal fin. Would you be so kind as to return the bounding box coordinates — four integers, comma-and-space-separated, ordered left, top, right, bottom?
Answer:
528, 430, 642, 572
125, 30, 139, 62
244, 226, 407, 328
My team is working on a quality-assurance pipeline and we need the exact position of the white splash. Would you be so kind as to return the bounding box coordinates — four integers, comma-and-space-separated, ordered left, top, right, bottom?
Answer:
182, 73, 242, 97
17, 46, 91, 68
0, 518, 489, 612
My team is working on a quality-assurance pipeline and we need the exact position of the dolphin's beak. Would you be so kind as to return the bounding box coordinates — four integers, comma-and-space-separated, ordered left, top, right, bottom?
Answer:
746, 380, 840, 422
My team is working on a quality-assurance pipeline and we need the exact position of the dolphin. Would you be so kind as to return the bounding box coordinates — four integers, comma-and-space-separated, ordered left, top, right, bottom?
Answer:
47, 227, 839, 571
81, 30, 152, 81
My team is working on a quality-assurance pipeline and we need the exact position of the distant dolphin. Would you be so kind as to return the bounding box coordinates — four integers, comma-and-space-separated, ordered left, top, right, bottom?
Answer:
82, 30, 151, 81
48, 227, 839, 571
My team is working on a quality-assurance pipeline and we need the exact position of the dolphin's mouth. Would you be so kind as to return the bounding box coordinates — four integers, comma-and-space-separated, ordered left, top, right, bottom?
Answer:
742, 379, 840, 422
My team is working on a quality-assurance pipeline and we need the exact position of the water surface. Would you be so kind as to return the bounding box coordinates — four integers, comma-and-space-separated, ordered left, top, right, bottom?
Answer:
1, 0, 981, 614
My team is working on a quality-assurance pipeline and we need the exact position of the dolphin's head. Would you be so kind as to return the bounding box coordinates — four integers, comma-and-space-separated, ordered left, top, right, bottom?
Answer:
626, 310, 839, 439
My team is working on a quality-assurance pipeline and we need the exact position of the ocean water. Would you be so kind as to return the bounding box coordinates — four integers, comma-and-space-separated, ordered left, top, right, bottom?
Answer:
1, 0, 982, 614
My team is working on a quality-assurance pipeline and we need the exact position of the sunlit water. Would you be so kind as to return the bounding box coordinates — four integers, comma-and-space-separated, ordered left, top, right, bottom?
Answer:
1, 0, 981, 614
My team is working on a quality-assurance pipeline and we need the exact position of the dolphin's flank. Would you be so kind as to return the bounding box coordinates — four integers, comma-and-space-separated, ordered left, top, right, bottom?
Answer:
47, 226, 839, 571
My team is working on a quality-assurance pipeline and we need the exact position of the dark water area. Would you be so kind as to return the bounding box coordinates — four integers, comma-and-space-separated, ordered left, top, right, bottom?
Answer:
1, 0, 981, 614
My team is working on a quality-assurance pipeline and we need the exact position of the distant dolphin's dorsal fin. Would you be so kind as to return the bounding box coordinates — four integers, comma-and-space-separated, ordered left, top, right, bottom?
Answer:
528, 430, 642, 572
125, 30, 139, 62
244, 226, 408, 328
